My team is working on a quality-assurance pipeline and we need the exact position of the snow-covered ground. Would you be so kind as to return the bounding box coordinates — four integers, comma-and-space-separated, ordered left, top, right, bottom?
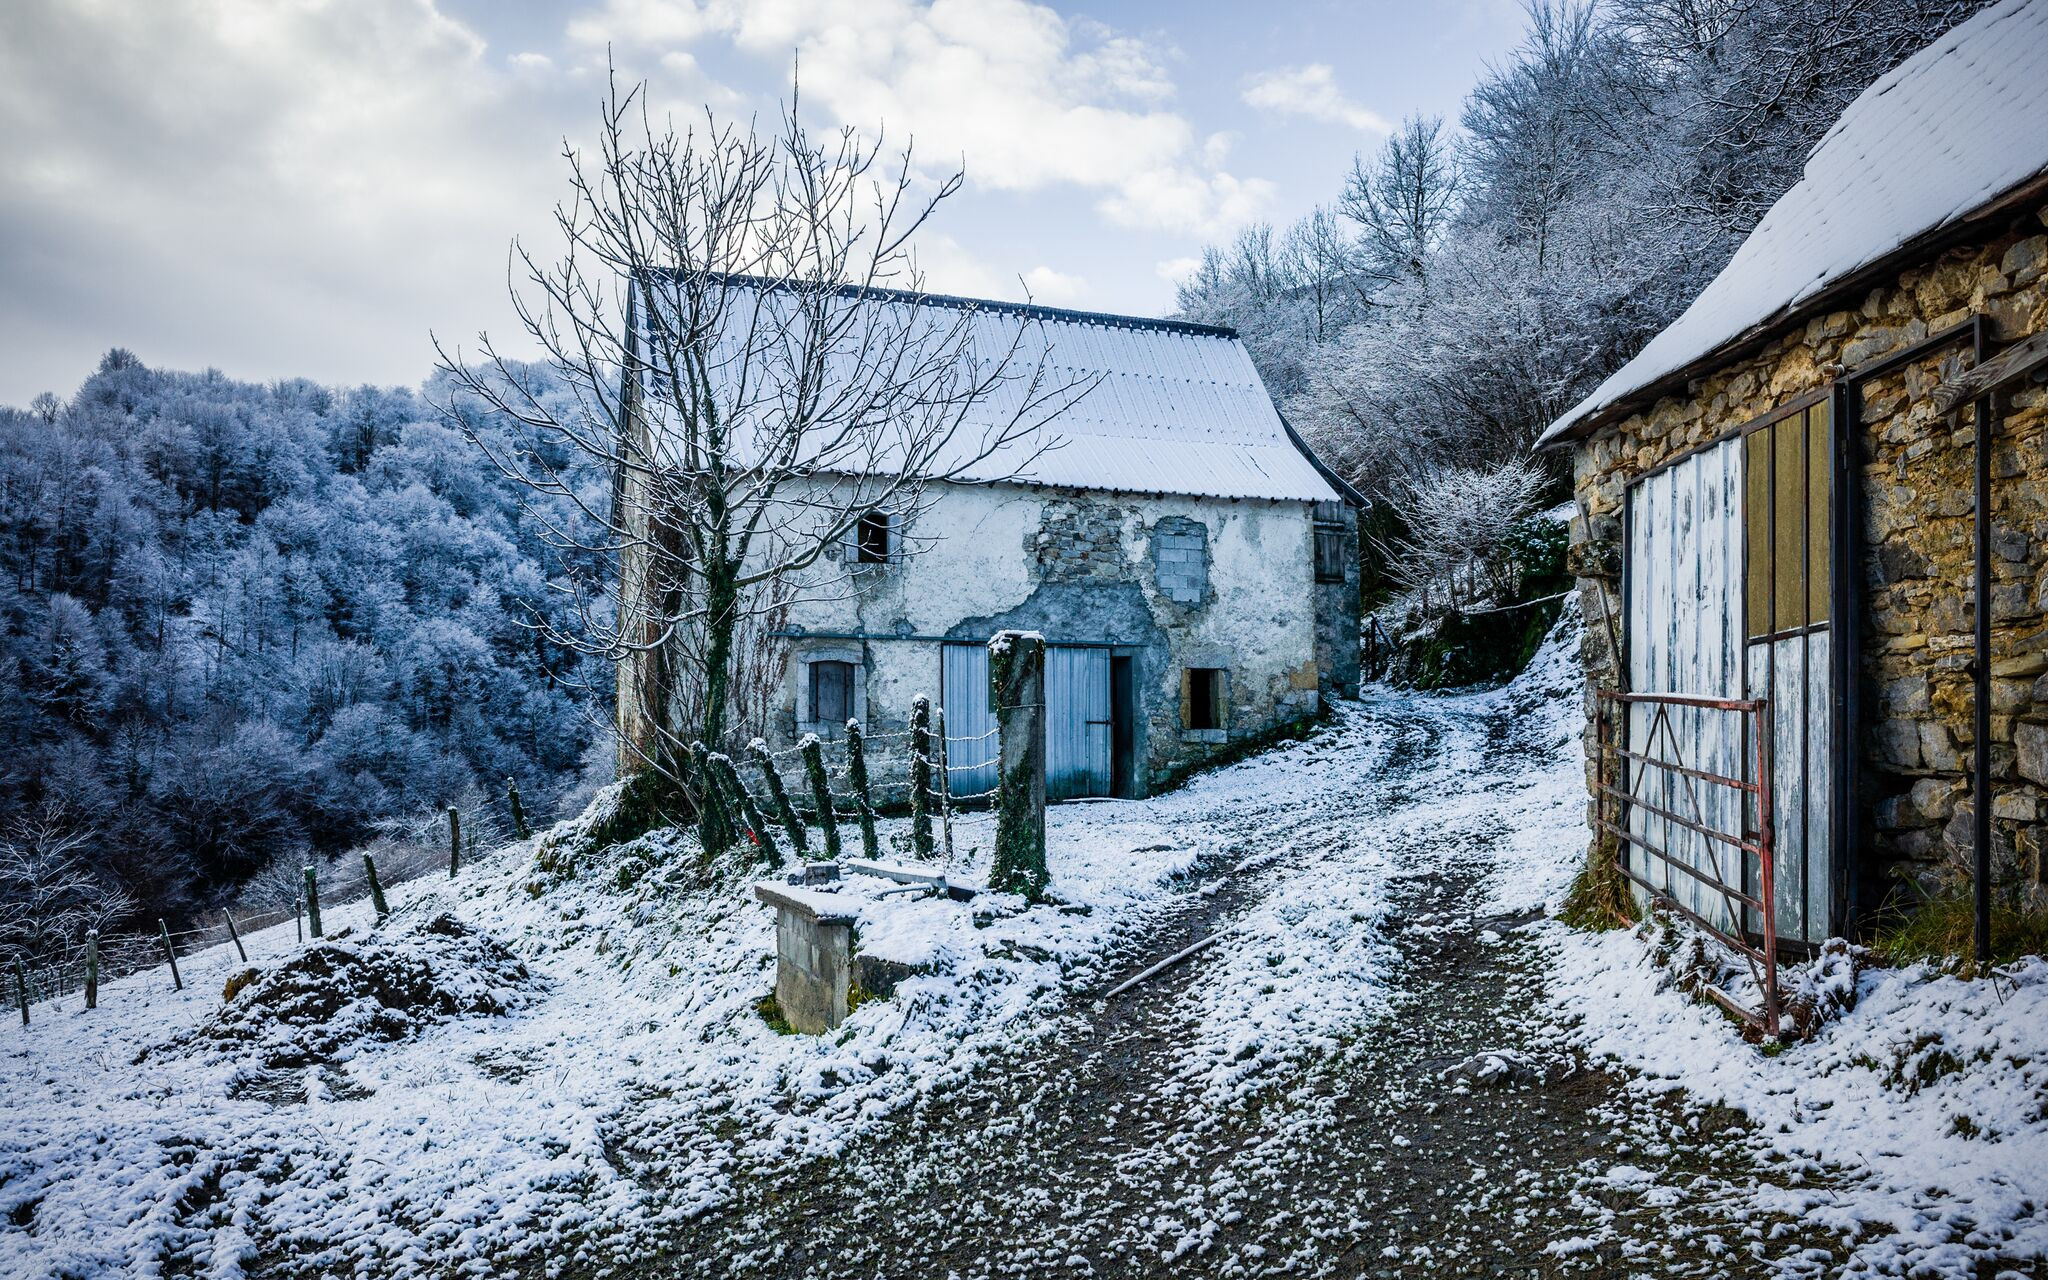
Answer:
2, 608, 2043, 1278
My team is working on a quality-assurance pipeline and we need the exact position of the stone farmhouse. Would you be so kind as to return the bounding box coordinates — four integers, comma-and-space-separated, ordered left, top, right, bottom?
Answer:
1541, 0, 2048, 953
622, 283, 1361, 803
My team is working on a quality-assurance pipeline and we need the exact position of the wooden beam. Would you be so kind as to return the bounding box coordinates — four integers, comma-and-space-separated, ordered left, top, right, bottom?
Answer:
1934, 330, 2048, 414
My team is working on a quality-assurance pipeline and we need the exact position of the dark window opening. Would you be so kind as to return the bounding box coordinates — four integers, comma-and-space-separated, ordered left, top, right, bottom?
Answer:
1313, 525, 1347, 584
856, 512, 893, 564
809, 660, 856, 725
1187, 667, 1225, 731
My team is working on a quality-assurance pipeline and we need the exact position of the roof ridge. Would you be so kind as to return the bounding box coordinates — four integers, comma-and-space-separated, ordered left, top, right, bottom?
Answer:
644, 269, 1240, 340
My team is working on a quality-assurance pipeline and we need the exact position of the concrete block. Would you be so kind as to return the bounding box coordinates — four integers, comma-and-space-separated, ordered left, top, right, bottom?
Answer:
755, 880, 856, 1034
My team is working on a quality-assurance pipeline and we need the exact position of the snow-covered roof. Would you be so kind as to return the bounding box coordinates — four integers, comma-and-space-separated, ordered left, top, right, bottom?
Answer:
1538, 0, 2048, 448
646, 277, 1344, 503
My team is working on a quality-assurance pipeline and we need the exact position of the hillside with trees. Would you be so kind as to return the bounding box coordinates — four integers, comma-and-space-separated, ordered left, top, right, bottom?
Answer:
0, 352, 606, 946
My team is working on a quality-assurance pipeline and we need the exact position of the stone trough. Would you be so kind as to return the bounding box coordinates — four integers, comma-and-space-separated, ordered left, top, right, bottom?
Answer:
753, 860, 976, 1034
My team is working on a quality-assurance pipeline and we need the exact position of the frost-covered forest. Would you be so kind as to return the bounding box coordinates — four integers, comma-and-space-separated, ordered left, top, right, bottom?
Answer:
0, 351, 606, 943
1177, 0, 1981, 562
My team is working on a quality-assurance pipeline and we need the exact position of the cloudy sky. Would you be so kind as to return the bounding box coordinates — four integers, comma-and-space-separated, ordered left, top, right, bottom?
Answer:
0, 0, 1522, 406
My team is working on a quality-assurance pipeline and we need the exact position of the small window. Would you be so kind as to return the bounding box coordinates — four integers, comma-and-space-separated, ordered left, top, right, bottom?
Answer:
809, 660, 856, 725
856, 511, 893, 564
1186, 667, 1225, 731
1314, 525, 1347, 584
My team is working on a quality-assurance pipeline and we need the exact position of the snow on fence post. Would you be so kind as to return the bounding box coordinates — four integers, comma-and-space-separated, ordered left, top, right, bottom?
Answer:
84, 930, 98, 1010
303, 866, 324, 940
364, 853, 390, 921
13, 957, 27, 1025
711, 752, 780, 868
845, 719, 881, 863
506, 777, 530, 840
447, 806, 462, 878
988, 630, 1048, 899
751, 740, 809, 858
157, 919, 184, 990
909, 696, 935, 860
801, 735, 841, 860
225, 911, 248, 962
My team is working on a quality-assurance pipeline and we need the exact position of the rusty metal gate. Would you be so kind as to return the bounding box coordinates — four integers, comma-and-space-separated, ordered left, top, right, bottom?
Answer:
1596, 690, 1782, 1033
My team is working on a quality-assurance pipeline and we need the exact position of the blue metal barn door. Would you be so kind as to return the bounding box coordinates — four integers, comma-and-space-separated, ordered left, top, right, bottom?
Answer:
940, 643, 999, 796
1046, 645, 1112, 800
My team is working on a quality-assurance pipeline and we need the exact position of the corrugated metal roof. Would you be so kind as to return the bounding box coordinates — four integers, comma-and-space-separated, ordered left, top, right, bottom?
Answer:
1537, 0, 2048, 448
647, 278, 1341, 503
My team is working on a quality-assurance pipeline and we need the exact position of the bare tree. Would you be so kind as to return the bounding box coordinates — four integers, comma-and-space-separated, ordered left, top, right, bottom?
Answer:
0, 808, 133, 961
437, 74, 1085, 792
1341, 114, 1461, 287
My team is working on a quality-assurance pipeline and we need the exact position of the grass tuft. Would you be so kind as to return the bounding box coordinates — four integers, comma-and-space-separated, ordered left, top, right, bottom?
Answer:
1868, 882, 2048, 973
1558, 842, 1634, 931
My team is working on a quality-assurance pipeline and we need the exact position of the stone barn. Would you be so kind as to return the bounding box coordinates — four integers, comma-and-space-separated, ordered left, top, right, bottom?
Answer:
622, 283, 1361, 802
1541, 0, 2048, 954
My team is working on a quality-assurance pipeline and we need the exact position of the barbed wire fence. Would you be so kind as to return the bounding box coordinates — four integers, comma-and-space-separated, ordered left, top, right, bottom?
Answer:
6, 777, 579, 1025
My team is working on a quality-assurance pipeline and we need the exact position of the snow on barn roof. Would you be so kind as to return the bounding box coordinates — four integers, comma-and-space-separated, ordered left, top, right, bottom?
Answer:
660, 276, 1346, 504
1538, 0, 2048, 448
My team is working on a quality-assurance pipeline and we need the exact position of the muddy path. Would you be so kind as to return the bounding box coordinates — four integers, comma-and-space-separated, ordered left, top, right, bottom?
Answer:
650, 697, 1846, 1279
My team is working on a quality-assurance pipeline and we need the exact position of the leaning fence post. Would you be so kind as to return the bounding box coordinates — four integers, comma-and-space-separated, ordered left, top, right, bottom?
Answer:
447, 806, 462, 877
989, 630, 1048, 899
506, 777, 530, 840
711, 752, 780, 867
157, 919, 184, 990
84, 929, 98, 1010
13, 957, 27, 1025
751, 739, 809, 858
910, 696, 935, 860
303, 866, 324, 939
845, 719, 881, 863
801, 735, 841, 861
688, 742, 733, 857
225, 911, 248, 962
364, 853, 390, 920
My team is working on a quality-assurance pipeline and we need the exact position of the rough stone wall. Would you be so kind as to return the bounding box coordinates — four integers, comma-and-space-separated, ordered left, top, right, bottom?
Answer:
1567, 202, 2048, 909
1314, 506, 1363, 698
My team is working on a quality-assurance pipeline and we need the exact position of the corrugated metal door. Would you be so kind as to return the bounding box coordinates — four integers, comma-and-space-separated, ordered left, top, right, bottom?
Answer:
941, 643, 999, 796
1047, 646, 1112, 799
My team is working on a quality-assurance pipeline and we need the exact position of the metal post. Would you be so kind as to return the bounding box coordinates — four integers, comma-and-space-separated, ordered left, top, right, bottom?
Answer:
158, 919, 183, 991
1973, 319, 1995, 969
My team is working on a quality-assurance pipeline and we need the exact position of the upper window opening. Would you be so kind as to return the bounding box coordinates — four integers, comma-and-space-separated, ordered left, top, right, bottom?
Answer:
856, 512, 893, 564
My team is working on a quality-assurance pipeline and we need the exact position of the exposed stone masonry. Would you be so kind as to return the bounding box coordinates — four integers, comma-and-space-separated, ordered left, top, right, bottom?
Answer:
1569, 203, 2048, 907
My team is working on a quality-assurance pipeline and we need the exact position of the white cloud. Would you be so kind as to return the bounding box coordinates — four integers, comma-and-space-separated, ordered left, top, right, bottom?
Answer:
1154, 256, 1202, 286
565, 0, 1266, 236
1020, 266, 1084, 304
1242, 63, 1390, 134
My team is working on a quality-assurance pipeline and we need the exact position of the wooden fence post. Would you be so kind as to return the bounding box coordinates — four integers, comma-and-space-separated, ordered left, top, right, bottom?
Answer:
801, 735, 841, 860
13, 957, 27, 1025
989, 630, 1048, 899
751, 740, 809, 858
364, 853, 390, 920
936, 707, 956, 862
84, 929, 98, 1010
909, 696, 935, 860
158, 919, 184, 990
225, 911, 248, 962
447, 807, 461, 878
711, 752, 780, 867
688, 742, 732, 857
303, 866, 324, 939
845, 719, 881, 862
506, 777, 530, 840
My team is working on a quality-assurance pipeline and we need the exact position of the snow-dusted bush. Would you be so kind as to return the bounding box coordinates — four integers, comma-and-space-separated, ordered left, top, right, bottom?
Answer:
1381, 460, 1546, 609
